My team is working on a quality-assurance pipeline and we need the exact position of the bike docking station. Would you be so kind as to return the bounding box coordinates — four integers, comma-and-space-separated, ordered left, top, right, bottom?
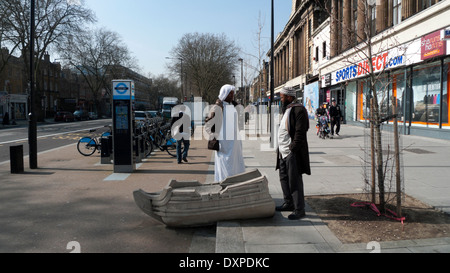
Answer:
112, 80, 136, 174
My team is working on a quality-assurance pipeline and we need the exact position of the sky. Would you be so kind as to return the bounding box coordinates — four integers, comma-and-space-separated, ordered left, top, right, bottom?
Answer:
83, 0, 293, 79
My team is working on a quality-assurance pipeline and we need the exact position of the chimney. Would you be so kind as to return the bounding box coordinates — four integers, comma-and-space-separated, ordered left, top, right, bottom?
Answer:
44, 51, 50, 62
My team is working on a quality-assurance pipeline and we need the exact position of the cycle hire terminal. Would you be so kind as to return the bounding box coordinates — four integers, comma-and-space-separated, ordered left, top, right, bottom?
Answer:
112, 80, 136, 173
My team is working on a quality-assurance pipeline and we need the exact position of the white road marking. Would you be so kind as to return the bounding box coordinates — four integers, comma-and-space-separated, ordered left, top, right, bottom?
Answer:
0, 126, 106, 145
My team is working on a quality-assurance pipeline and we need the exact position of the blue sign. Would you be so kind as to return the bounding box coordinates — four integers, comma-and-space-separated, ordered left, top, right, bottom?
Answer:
113, 81, 132, 100
115, 83, 129, 94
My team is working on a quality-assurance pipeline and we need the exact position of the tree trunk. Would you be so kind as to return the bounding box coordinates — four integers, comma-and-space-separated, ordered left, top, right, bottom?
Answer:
370, 99, 376, 204
369, 76, 386, 212
393, 96, 402, 217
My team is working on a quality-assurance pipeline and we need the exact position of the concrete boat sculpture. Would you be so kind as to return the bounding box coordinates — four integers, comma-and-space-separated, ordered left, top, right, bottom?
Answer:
133, 169, 275, 227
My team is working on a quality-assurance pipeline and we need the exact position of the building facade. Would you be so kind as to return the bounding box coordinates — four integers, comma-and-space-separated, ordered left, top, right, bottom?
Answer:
1, 48, 28, 123
269, 0, 450, 139
1, 51, 152, 122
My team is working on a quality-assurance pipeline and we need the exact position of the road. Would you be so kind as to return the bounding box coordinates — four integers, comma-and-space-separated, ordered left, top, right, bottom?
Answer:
0, 119, 112, 164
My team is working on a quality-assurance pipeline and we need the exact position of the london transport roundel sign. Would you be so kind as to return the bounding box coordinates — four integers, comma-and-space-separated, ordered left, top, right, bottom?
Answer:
113, 81, 131, 100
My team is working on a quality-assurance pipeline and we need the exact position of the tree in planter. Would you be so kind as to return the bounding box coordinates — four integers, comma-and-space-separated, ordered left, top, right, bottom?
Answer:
316, 0, 408, 214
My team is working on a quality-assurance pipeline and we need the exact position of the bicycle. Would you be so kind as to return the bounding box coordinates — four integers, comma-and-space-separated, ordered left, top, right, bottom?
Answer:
139, 120, 183, 158
77, 126, 112, 156
149, 123, 184, 158
160, 129, 184, 158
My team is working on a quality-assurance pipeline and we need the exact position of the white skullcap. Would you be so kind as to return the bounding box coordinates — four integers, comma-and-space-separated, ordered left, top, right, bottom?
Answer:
280, 86, 296, 97
218, 84, 236, 101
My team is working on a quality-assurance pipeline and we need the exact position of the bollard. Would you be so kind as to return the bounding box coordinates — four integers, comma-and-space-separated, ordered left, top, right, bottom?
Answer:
10, 145, 24, 174
108, 135, 113, 161
134, 136, 141, 163
100, 137, 112, 164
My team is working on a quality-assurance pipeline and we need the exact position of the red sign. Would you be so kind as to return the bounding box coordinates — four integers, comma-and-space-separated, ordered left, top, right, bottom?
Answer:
421, 30, 447, 60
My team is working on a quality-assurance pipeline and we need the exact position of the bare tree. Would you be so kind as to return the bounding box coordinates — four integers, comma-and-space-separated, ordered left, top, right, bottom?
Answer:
57, 28, 136, 114
146, 74, 180, 110
0, 1, 21, 74
1, 0, 95, 119
169, 32, 240, 104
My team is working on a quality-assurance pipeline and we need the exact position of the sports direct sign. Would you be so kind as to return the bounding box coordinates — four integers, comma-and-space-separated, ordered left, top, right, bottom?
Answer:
331, 49, 405, 85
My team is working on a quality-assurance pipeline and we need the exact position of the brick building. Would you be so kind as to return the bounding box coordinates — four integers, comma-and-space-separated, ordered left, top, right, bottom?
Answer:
1, 50, 152, 122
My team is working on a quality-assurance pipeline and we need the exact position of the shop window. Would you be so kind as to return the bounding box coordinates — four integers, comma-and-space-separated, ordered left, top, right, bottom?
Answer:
411, 62, 443, 127
360, 76, 392, 120
443, 58, 449, 127
346, 81, 357, 121
392, 71, 406, 120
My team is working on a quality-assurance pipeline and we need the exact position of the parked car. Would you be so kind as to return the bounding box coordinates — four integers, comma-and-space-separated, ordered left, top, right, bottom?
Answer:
88, 112, 98, 120
54, 111, 75, 122
146, 110, 158, 118
73, 110, 89, 121
134, 111, 149, 121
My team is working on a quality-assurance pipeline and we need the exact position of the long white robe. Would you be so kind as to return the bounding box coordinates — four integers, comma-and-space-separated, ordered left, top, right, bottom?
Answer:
214, 101, 245, 182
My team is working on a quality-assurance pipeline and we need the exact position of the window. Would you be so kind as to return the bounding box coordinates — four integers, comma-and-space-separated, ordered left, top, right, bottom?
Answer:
322, 41, 327, 58
369, 1, 376, 37
315, 46, 319, 62
308, 19, 312, 37
308, 46, 312, 69
393, 0, 402, 26
422, 0, 433, 10
353, 0, 358, 43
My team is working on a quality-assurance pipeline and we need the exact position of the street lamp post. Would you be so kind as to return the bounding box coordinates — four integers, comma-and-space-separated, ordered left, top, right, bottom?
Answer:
270, 0, 275, 148
29, 0, 38, 169
238, 58, 244, 105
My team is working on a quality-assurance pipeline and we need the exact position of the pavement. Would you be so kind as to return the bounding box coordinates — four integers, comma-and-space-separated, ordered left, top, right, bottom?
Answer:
213, 120, 450, 253
0, 118, 449, 253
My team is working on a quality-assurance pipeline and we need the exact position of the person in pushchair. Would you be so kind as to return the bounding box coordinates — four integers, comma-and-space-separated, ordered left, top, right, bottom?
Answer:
315, 103, 331, 139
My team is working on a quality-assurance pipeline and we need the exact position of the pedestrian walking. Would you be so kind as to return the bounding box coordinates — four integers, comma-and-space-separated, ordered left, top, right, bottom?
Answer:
171, 108, 191, 164
329, 98, 343, 138
275, 87, 311, 220
205, 84, 245, 182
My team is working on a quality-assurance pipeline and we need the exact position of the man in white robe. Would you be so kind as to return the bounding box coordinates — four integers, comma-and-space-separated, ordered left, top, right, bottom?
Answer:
213, 84, 246, 182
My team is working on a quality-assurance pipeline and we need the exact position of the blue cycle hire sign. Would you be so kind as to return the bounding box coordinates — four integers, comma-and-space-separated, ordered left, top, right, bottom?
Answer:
113, 81, 132, 100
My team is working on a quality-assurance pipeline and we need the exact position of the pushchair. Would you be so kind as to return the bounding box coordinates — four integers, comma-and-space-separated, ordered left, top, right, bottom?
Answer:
316, 116, 331, 139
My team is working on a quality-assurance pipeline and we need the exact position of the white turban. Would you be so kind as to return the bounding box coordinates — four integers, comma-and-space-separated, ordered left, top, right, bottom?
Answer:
280, 86, 296, 97
218, 84, 236, 101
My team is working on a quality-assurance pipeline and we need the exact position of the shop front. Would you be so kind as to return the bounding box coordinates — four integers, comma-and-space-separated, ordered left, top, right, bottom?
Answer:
0, 92, 28, 123
321, 72, 348, 123
321, 29, 450, 139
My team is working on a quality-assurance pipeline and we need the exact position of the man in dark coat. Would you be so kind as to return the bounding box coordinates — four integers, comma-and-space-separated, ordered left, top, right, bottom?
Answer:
329, 98, 343, 137
171, 108, 191, 164
275, 87, 311, 220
